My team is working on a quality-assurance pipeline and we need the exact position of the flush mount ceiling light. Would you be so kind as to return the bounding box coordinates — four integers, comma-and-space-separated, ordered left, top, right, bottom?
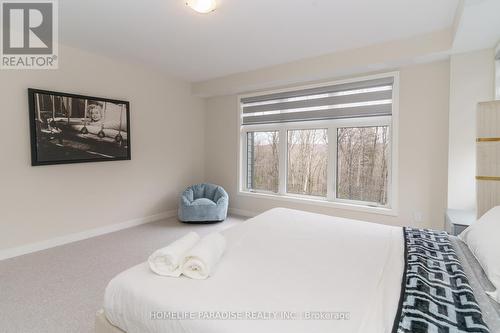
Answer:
186, 0, 217, 13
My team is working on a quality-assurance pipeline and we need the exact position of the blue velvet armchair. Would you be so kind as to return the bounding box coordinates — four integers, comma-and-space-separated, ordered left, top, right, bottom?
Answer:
178, 183, 229, 223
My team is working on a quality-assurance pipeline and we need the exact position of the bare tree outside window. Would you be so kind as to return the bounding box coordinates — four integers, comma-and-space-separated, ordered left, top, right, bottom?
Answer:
287, 129, 328, 197
337, 126, 390, 205
247, 131, 279, 193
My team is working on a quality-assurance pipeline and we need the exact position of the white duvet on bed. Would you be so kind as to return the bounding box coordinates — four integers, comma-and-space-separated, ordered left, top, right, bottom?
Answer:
104, 208, 404, 333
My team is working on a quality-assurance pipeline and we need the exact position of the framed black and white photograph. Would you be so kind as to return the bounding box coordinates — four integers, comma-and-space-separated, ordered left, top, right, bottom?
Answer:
28, 89, 131, 166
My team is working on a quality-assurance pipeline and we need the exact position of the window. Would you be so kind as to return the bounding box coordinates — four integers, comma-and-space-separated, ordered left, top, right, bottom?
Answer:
337, 126, 390, 205
239, 74, 398, 213
287, 129, 328, 197
246, 131, 279, 193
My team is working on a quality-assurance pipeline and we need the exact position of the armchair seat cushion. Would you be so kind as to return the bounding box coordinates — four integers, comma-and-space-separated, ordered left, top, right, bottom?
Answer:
178, 183, 229, 223
192, 198, 216, 206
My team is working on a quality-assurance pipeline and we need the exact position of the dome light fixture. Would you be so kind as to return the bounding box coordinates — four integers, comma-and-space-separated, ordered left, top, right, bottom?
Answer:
186, 0, 217, 14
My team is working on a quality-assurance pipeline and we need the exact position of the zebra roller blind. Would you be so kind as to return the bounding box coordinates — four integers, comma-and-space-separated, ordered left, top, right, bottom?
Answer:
241, 77, 394, 125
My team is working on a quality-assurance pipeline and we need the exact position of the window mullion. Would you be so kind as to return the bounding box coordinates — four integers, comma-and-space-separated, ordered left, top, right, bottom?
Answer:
278, 128, 287, 195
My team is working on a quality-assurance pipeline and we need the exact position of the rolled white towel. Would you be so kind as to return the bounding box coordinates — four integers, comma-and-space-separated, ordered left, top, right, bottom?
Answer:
148, 232, 200, 277
182, 233, 226, 280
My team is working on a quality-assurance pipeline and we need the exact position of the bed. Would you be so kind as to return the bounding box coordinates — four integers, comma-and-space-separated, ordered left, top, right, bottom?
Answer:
96, 208, 500, 333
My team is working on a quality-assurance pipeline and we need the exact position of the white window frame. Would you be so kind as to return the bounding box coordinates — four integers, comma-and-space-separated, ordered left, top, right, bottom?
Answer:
237, 72, 399, 216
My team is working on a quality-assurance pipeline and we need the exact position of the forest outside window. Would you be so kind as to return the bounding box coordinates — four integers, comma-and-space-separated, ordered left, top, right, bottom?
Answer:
337, 126, 390, 206
246, 131, 279, 193
287, 129, 328, 197
240, 74, 397, 212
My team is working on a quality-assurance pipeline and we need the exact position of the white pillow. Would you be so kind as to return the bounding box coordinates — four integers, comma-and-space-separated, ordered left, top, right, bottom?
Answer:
459, 206, 500, 303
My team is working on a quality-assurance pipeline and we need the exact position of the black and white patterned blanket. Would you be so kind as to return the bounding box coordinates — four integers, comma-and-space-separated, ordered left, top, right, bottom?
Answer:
392, 228, 490, 333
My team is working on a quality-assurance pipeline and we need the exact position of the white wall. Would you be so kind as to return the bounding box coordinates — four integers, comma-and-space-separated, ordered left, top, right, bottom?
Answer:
0, 45, 205, 251
496, 43, 500, 99
192, 29, 452, 97
447, 49, 495, 211
205, 61, 450, 230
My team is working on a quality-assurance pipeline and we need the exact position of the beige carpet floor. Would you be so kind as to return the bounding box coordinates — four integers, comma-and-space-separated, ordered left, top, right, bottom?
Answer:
0, 215, 246, 333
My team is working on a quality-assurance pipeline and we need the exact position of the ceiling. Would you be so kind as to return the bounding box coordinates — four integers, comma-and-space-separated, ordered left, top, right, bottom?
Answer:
452, 0, 500, 53
59, 0, 460, 82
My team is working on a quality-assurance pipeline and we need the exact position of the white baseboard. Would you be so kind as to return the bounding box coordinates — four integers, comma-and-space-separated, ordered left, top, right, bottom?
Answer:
0, 210, 177, 261
229, 207, 257, 218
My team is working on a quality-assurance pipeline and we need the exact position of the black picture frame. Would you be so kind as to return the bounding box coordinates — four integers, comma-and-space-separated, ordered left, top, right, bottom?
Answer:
28, 88, 131, 166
